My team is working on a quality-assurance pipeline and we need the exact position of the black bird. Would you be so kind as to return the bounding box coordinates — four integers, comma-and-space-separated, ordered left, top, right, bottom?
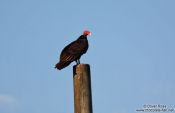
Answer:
55, 30, 91, 70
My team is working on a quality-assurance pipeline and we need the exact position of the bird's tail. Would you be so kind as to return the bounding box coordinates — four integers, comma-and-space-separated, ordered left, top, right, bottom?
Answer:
55, 61, 72, 70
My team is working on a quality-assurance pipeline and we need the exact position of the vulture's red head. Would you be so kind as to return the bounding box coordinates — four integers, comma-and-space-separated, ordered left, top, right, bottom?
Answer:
83, 30, 91, 36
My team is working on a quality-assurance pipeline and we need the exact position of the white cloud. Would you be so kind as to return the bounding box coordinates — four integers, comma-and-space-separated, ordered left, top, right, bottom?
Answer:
0, 94, 19, 112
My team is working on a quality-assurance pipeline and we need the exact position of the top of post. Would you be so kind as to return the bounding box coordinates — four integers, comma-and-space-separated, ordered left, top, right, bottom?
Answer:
74, 64, 90, 68
73, 64, 90, 75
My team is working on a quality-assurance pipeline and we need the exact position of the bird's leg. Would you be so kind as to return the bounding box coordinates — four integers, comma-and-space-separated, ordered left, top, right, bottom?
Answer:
76, 59, 80, 65
78, 59, 80, 64
75, 59, 81, 65
76, 60, 79, 65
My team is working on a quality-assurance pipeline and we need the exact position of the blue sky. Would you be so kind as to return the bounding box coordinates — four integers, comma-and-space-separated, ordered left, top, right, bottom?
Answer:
0, 0, 175, 113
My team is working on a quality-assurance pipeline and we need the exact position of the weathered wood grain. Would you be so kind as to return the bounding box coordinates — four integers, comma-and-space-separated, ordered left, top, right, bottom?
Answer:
73, 64, 93, 113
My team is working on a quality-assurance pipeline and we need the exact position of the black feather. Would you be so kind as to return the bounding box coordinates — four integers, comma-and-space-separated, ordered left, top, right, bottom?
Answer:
55, 35, 89, 70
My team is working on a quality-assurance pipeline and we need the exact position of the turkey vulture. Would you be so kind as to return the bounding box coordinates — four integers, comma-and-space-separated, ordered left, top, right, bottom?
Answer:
55, 30, 91, 70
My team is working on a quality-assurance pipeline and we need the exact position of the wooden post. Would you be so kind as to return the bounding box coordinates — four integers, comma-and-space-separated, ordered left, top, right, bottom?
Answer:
73, 64, 93, 113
